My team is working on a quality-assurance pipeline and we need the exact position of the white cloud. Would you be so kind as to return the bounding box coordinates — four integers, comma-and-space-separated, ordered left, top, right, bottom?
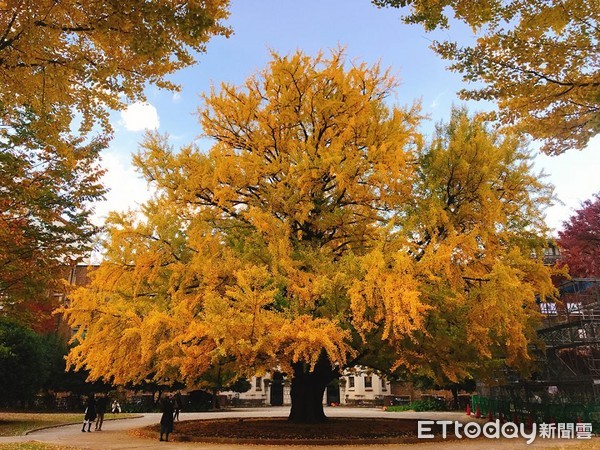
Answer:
535, 135, 600, 233
120, 102, 160, 131
430, 92, 445, 110
92, 151, 154, 226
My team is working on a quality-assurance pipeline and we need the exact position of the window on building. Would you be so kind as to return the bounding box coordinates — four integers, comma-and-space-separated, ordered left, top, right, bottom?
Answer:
539, 302, 558, 315
567, 302, 583, 315
578, 328, 588, 339
255, 377, 262, 391
348, 376, 355, 389
364, 376, 372, 389
381, 378, 387, 391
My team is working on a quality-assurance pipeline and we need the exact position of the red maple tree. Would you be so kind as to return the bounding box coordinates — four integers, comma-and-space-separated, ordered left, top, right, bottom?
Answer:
558, 193, 600, 277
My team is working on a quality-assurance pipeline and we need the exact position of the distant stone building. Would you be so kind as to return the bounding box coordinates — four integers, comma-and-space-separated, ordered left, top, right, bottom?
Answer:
342, 367, 390, 406
53, 264, 98, 337
222, 367, 391, 407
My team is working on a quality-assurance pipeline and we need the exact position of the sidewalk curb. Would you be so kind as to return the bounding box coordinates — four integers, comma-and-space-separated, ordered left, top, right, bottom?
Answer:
24, 415, 143, 436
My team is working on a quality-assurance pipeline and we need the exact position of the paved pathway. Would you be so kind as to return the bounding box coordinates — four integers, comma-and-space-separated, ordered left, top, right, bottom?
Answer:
1, 407, 598, 449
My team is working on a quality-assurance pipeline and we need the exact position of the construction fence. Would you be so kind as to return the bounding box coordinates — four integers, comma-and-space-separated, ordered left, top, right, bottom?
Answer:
471, 395, 600, 430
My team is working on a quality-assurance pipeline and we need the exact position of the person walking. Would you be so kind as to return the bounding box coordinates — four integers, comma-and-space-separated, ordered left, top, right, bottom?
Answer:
159, 395, 174, 442
82, 394, 96, 432
95, 393, 107, 431
173, 391, 182, 421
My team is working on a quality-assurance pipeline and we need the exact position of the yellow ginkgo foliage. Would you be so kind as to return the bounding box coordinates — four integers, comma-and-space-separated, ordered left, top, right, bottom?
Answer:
377, 107, 558, 384
374, 0, 599, 154
62, 51, 555, 423
0, 0, 230, 138
0, 0, 230, 329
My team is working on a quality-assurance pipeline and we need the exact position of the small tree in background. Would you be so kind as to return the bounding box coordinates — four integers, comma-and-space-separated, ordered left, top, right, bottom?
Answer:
558, 193, 600, 278
199, 363, 251, 409
0, 318, 50, 405
0, 115, 106, 330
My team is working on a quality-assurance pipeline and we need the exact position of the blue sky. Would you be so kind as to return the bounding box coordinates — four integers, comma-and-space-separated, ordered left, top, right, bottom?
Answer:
96, 0, 600, 233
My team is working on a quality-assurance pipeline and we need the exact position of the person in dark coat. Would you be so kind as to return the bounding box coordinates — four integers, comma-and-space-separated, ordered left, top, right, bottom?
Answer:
159, 396, 174, 442
82, 394, 97, 432
173, 391, 182, 421
95, 393, 107, 431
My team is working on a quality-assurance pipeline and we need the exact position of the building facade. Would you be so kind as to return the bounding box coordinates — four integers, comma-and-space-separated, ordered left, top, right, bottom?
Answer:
222, 367, 391, 406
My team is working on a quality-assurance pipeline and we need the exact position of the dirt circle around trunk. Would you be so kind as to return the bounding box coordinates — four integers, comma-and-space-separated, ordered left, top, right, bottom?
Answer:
135, 417, 460, 445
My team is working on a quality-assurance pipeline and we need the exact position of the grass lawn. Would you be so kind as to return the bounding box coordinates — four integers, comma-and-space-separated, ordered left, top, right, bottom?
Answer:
0, 412, 130, 436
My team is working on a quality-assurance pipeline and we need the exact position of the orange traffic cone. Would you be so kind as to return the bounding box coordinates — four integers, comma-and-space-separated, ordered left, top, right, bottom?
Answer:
487, 411, 494, 421
475, 406, 481, 418
466, 404, 471, 416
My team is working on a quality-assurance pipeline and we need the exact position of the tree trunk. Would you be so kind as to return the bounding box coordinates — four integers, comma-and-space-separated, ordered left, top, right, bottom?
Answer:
288, 352, 339, 423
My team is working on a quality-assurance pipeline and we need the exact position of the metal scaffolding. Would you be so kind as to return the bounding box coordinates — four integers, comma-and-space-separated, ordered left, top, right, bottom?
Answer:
473, 279, 600, 425
535, 279, 600, 402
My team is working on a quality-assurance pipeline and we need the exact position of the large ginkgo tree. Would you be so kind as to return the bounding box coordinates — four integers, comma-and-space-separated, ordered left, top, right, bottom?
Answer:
63, 50, 556, 423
